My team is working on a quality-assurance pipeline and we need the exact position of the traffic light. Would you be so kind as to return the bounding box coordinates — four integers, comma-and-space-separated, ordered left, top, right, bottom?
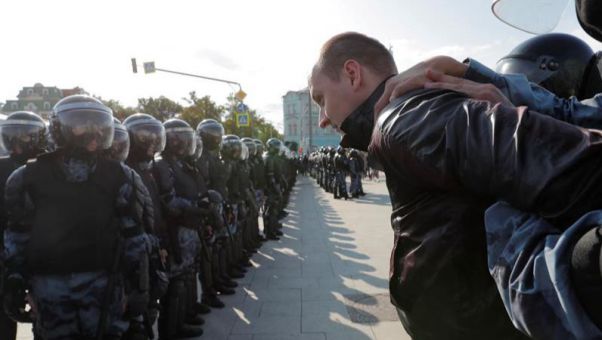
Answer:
131, 58, 138, 73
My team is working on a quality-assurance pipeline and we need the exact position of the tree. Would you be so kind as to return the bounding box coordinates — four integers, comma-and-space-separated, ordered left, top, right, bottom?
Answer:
99, 99, 136, 121
137, 96, 183, 121
180, 91, 225, 129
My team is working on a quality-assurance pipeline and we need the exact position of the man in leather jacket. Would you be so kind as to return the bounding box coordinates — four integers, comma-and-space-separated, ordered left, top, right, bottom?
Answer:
308, 31, 602, 339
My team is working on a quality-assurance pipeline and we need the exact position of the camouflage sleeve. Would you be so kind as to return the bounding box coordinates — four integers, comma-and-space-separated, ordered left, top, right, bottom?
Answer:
3, 166, 34, 277
117, 164, 149, 278
464, 58, 602, 129
153, 160, 194, 217
484, 202, 602, 339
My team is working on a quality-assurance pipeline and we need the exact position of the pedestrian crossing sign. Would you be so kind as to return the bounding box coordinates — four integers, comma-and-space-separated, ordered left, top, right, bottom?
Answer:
236, 112, 250, 127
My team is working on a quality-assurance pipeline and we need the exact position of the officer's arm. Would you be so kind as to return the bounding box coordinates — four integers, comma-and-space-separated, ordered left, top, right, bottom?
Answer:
483, 202, 602, 339
382, 89, 602, 226
464, 58, 602, 129
125, 166, 155, 234
117, 164, 149, 276
4, 166, 33, 277
153, 161, 195, 217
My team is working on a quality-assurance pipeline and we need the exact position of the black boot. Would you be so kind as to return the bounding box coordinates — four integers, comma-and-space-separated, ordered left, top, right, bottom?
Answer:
186, 314, 205, 326
176, 324, 203, 338
215, 284, 236, 295
194, 302, 211, 314
202, 294, 226, 308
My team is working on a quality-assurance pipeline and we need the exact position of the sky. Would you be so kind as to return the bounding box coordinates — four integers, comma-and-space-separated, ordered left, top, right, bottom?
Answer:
0, 0, 599, 132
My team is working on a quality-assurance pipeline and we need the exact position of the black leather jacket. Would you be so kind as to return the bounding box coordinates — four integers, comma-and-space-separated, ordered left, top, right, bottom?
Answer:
360, 88, 602, 339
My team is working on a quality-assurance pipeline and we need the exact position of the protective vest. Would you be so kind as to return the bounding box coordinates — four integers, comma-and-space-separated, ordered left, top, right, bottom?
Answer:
23, 153, 126, 275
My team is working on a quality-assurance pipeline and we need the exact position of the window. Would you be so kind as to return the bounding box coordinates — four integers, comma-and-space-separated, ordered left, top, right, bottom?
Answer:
11, 103, 17, 110
26, 89, 33, 96
42, 89, 49, 96
43, 102, 51, 110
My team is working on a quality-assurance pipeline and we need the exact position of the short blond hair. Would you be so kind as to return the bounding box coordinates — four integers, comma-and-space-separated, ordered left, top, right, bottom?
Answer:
316, 32, 397, 80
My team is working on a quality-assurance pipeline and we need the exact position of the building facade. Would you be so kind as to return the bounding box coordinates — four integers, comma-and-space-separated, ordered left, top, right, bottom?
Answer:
282, 88, 339, 154
2, 83, 86, 119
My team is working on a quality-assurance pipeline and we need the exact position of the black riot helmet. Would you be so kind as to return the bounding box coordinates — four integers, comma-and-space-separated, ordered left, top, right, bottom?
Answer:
254, 139, 264, 155
50, 95, 114, 155
196, 119, 224, 152
104, 118, 130, 162
241, 137, 256, 157
349, 149, 359, 158
163, 119, 196, 158
0, 111, 47, 159
123, 113, 165, 162
266, 138, 282, 156
221, 134, 242, 160
576, 0, 602, 42
496, 33, 602, 100
336, 146, 345, 155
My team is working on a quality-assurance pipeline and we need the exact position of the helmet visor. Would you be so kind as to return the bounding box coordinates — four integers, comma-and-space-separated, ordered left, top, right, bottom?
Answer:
496, 56, 558, 84
106, 128, 130, 162
129, 122, 166, 157
492, 0, 570, 34
0, 120, 46, 155
166, 127, 196, 157
58, 109, 113, 151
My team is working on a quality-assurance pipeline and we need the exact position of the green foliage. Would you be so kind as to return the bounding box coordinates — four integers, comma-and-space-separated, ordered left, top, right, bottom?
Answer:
99, 98, 136, 121
180, 91, 225, 129
137, 96, 183, 121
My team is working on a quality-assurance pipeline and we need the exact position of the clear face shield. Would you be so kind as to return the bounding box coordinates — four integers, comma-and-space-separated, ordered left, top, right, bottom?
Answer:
129, 121, 166, 159
165, 127, 196, 157
58, 109, 114, 152
105, 127, 130, 162
492, 0, 570, 34
0, 120, 46, 156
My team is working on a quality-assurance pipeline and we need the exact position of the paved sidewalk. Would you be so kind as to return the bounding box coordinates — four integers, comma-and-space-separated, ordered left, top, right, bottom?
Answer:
18, 175, 409, 340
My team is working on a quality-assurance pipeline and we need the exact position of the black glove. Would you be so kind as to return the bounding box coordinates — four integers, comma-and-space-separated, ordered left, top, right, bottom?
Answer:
3, 274, 32, 323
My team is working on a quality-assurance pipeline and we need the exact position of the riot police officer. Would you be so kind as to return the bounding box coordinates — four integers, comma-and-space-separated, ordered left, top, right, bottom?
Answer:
221, 135, 251, 271
0, 111, 47, 340
264, 138, 285, 239
333, 146, 349, 200
3, 95, 150, 340
122, 113, 170, 340
103, 118, 130, 162
196, 119, 239, 297
154, 118, 204, 339
348, 149, 362, 198
241, 138, 262, 248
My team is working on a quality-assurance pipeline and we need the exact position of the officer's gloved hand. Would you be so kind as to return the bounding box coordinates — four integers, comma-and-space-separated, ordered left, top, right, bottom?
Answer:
125, 290, 150, 318
4, 274, 32, 323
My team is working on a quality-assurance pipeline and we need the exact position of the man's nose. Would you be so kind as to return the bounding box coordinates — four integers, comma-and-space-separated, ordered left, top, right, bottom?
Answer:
319, 109, 330, 128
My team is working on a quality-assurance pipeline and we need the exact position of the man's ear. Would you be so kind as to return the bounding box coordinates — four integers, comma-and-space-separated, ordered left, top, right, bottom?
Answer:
343, 60, 362, 91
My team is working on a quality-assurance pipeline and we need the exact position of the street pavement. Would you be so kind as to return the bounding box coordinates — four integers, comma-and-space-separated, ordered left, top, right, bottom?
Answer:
18, 175, 410, 340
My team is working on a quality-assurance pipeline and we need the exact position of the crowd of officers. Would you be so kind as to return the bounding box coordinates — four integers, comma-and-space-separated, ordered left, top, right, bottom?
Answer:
305, 146, 365, 200
0, 95, 298, 340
